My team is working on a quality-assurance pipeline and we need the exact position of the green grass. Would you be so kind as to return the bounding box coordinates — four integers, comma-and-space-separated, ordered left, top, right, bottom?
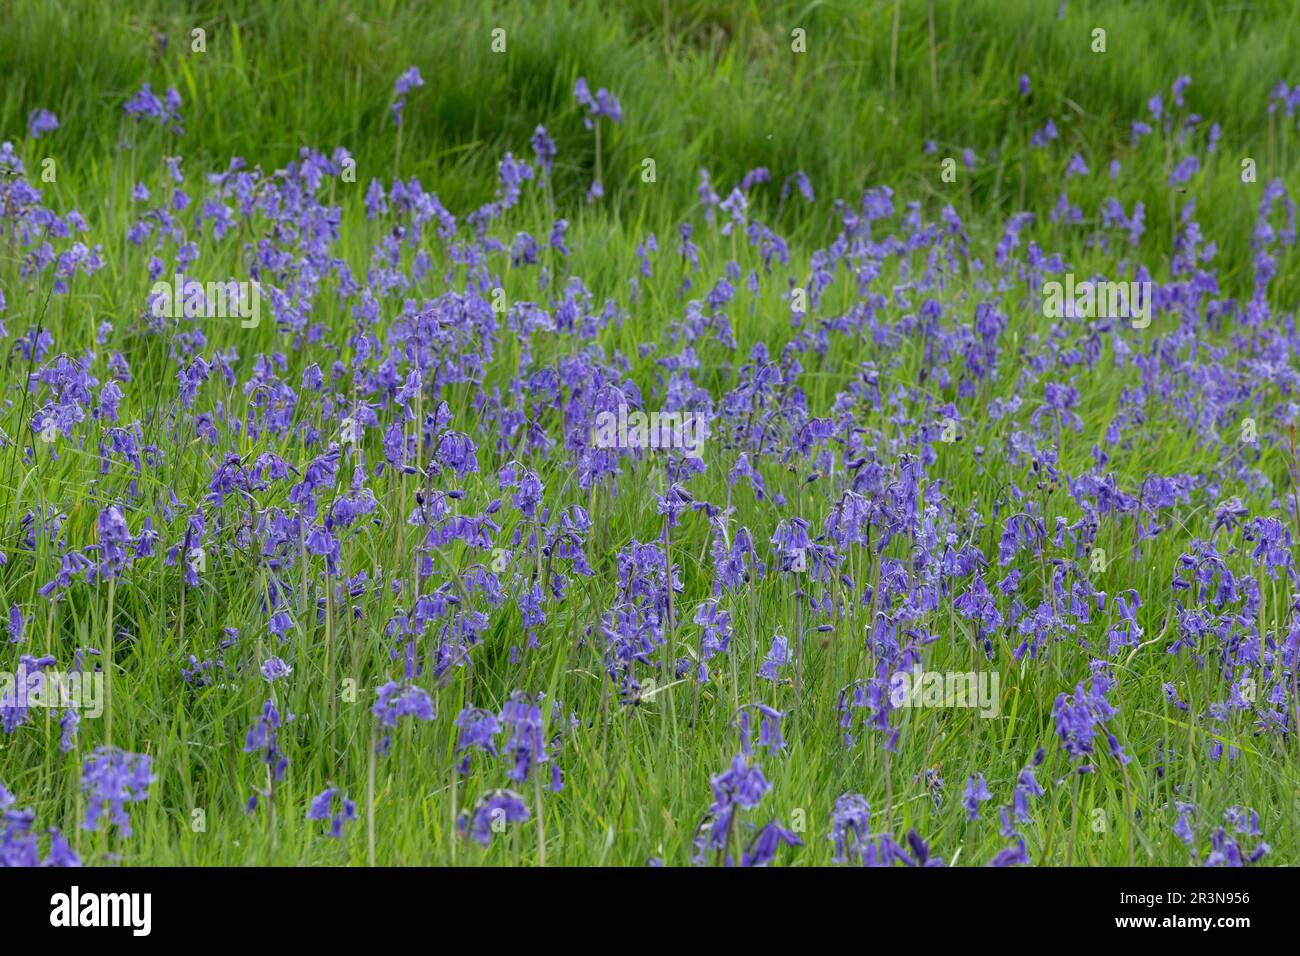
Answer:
1, 0, 1298, 866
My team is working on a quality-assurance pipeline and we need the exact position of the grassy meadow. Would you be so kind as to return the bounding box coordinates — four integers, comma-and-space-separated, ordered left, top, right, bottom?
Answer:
1, 0, 1299, 866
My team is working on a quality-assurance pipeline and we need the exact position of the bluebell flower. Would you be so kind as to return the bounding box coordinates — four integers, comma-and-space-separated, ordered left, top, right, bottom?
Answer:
499, 692, 545, 783
81, 748, 154, 836
962, 773, 993, 821
28, 109, 58, 139
245, 699, 289, 782
307, 788, 357, 838
989, 839, 1030, 866
458, 789, 530, 846
454, 706, 500, 774
740, 821, 801, 867
829, 793, 871, 863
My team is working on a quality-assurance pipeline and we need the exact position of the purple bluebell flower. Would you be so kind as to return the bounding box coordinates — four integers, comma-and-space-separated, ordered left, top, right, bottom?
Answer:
499, 692, 545, 783
123, 83, 183, 133
989, 839, 1030, 866
962, 773, 993, 821
458, 789, 530, 846
391, 66, 424, 125
373, 681, 434, 734
454, 706, 500, 774
573, 77, 622, 127
757, 633, 789, 682
530, 125, 556, 177
307, 788, 357, 837
245, 699, 289, 782
830, 793, 871, 863
81, 748, 154, 836
28, 109, 59, 139
260, 656, 291, 682
740, 820, 801, 866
